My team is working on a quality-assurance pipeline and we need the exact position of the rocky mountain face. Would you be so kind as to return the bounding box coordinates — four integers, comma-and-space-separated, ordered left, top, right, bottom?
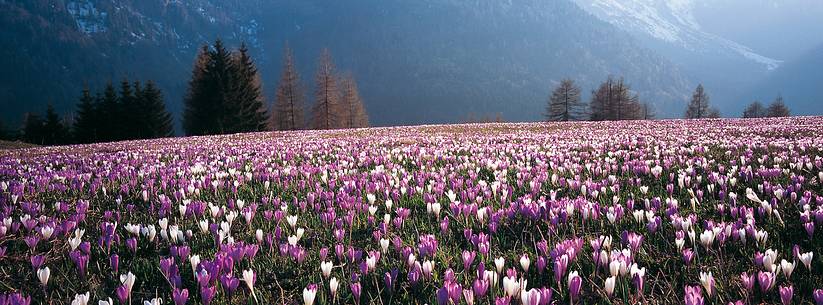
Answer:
571, 0, 785, 114
1, 0, 694, 127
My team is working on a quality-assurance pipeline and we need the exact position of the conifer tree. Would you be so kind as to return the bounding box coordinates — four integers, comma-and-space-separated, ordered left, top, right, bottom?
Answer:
311, 49, 341, 130
546, 79, 585, 121
184, 41, 234, 135
685, 84, 720, 119
228, 43, 268, 133
273, 45, 306, 131
98, 83, 120, 142
43, 104, 70, 145
766, 96, 791, 117
742, 101, 766, 118
138, 81, 174, 138
22, 113, 45, 145
73, 87, 98, 143
339, 74, 369, 128
0, 118, 11, 141
119, 79, 140, 140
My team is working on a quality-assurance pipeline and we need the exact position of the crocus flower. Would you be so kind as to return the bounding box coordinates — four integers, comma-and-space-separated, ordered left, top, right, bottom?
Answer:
37, 267, 50, 288
780, 285, 793, 305
604, 276, 616, 296
199, 286, 216, 305
520, 288, 541, 305
519, 254, 530, 273
699, 271, 715, 297
568, 271, 582, 301
71, 292, 90, 305
351, 282, 362, 304
321, 261, 333, 278
758, 271, 775, 293
780, 260, 795, 279
799, 252, 813, 270
243, 269, 257, 302
329, 277, 339, 298
172, 288, 188, 305
813, 289, 823, 305
684, 285, 704, 305
740, 272, 754, 292
120, 272, 136, 299
303, 283, 318, 305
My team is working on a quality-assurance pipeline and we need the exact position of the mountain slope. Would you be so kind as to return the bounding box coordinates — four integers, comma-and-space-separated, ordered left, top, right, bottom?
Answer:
571, 0, 782, 114
0, 0, 694, 127
744, 44, 823, 116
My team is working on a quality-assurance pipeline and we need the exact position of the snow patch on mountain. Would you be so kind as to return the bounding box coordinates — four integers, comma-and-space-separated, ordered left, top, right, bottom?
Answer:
574, 0, 781, 70
66, 1, 107, 34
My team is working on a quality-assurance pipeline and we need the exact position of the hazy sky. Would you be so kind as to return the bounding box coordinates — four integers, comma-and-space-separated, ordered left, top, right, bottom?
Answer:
692, 0, 823, 60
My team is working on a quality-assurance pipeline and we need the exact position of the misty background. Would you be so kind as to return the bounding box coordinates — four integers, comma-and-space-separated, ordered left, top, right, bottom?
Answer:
1, 0, 821, 130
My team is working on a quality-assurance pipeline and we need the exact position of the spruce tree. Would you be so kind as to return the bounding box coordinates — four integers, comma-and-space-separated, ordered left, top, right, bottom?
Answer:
119, 79, 139, 140
43, 104, 70, 145
339, 74, 369, 128
274, 45, 306, 131
184, 40, 237, 135
73, 87, 98, 143
766, 96, 791, 117
546, 79, 585, 121
229, 43, 268, 133
184, 45, 212, 136
139, 81, 174, 138
0, 118, 10, 141
98, 83, 120, 142
311, 49, 341, 130
22, 113, 45, 145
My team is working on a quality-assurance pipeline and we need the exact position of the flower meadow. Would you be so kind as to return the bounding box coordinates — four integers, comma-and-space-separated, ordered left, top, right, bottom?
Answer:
1, 118, 823, 305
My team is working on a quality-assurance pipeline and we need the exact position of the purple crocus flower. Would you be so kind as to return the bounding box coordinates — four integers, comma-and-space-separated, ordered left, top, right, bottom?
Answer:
200, 285, 216, 305
494, 296, 511, 305
740, 272, 754, 292
780, 286, 793, 305
539, 287, 552, 305
682, 249, 694, 265
220, 274, 240, 296
472, 279, 489, 298
172, 288, 188, 305
29, 255, 45, 270
758, 271, 775, 293
813, 289, 823, 305
351, 282, 362, 304
110, 254, 119, 273
126, 237, 137, 253
115, 285, 129, 304
684, 285, 704, 305
568, 271, 582, 301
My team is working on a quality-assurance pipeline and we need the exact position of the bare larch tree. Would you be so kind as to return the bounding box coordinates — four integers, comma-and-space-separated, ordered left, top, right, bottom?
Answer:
311, 49, 341, 130
546, 79, 586, 121
273, 45, 305, 130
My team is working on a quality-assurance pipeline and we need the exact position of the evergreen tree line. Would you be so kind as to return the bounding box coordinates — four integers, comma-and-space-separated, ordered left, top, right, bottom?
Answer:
3, 79, 173, 146
17, 104, 72, 146
73, 80, 174, 143
545, 76, 655, 122
184, 40, 369, 136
